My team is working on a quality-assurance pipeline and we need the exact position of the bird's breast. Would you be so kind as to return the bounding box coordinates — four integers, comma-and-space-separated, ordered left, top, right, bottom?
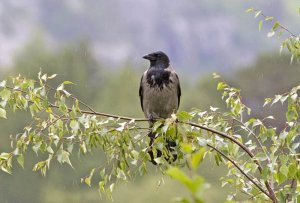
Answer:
142, 69, 179, 118
146, 69, 171, 90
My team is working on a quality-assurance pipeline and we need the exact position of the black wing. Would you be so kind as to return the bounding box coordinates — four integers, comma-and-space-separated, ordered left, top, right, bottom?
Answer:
176, 73, 181, 108
139, 75, 144, 111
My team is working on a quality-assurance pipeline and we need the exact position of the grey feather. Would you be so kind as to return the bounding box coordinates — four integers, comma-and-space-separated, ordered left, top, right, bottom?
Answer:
140, 66, 180, 120
139, 51, 181, 164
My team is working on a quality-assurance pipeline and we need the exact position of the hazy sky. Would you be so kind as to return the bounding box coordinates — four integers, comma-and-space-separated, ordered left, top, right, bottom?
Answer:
0, 0, 299, 74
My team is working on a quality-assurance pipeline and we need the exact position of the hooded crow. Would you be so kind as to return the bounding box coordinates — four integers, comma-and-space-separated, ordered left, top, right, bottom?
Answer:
139, 51, 181, 164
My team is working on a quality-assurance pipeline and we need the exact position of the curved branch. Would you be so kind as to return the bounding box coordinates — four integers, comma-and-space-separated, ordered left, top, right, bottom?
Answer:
186, 121, 278, 203
254, 9, 298, 38
207, 144, 271, 199
49, 103, 148, 121
5, 86, 278, 202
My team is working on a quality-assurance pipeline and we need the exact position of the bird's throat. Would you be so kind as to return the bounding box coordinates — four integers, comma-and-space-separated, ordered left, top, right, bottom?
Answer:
146, 68, 171, 90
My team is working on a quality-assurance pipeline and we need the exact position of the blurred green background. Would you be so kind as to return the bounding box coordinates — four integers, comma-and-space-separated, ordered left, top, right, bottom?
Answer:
0, 1, 299, 203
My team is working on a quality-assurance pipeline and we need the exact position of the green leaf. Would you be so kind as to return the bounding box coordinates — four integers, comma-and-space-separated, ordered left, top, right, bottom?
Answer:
0, 108, 7, 119
245, 7, 254, 13
166, 167, 192, 189
210, 106, 218, 112
62, 90, 71, 97
272, 21, 280, 31
177, 111, 193, 121
214, 153, 222, 166
63, 81, 75, 85
263, 98, 272, 106
288, 163, 297, 178
217, 82, 227, 90
267, 31, 275, 38
277, 171, 287, 184
85, 168, 95, 187
47, 146, 54, 154
265, 16, 274, 21
1, 166, 12, 174
0, 80, 6, 87
85, 177, 91, 187
191, 148, 206, 170
279, 165, 289, 177
32, 142, 42, 154
296, 170, 300, 182
261, 168, 270, 181
41, 74, 47, 81
48, 74, 57, 79
153, 120, 164, 132
109, 183, 115, 194
254, 10, 262, 18
153, 157, 164, 165
272, 94, 282, 105
0, 89, 11, 101
290, 54, 294, 65
57, 84, 64, 91
0, 152, 11, 160
291, 93, 298, 101
70, 120, 80, 132
197, 138, 207, 147
100, 168, 106, 178
286, 106, 298, 122
254, 152, 268, 161
280, 95, 288, 104
57, 149, 73, 168
212, 72, 220, 79
181, 143, 193, 153
258, 20, 263, 31
17, 154, 24, 168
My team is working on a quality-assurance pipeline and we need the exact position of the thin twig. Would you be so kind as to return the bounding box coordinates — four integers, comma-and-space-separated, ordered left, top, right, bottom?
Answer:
185, 121, 278, 203
207, 144, 271, 199
256, 9, 298, 38
48, 103, 148, 121
5, 85, 278, 202
45, 83, 97, 113
234, 118, 270, 161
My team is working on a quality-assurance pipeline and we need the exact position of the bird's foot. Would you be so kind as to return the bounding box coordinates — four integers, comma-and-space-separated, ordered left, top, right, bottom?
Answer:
149, 114, 156, 123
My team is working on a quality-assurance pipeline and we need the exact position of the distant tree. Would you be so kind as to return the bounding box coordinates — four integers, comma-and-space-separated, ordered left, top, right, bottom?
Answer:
0, 37, 104, 203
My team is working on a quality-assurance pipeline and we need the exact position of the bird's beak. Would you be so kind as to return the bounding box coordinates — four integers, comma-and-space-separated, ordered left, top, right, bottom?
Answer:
143, 53, 155, 60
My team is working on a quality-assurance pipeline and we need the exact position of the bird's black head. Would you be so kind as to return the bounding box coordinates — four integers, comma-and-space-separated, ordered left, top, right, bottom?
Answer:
143, 51, 170, 69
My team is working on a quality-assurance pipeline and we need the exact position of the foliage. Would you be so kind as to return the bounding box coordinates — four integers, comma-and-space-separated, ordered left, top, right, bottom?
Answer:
0, 38, 106, 203
0, 5, 299, 203
0, 68, 299, 203
246, 7, 300, 63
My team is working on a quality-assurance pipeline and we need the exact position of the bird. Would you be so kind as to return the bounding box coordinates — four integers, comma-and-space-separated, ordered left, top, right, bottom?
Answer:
139, 51, 181, 164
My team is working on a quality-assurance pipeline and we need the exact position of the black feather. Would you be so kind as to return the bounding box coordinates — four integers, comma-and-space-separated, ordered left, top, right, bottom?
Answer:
139, 75, 144, 111
146, 68, 171, 90
176, 74, 181, 107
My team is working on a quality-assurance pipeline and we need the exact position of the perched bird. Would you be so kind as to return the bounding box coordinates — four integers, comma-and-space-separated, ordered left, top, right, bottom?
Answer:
139, 51, 181, 164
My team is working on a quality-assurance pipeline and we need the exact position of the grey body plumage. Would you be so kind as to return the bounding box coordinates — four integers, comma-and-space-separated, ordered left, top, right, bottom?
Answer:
140, 66, 180, 120
139, 51, 181, 164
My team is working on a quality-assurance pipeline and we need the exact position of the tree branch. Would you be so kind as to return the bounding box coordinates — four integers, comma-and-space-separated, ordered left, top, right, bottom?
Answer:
207, 144, 271, 199
254, 9, 298, 38
186, 121, 278, 203
5, 85, 278, 202
234, 118, 271, 171
49, 103, 148, 121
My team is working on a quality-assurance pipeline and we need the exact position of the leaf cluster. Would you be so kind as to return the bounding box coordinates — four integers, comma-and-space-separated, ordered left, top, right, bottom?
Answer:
0, 71, 299, 203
